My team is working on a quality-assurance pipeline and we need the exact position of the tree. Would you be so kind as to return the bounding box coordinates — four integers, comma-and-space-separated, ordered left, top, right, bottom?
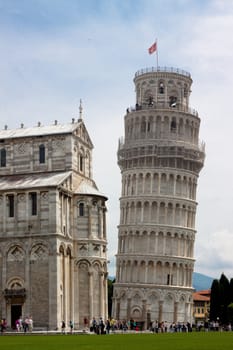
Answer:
209, 279, 220, 321
229, 278, 233, 301
210, 274, 231, 325
227, 303, 233, 324
108, 278, 115, 317
219, 273, 230, 324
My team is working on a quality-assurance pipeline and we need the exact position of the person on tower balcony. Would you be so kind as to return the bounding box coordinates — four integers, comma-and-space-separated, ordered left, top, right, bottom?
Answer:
148, 96, 154, 106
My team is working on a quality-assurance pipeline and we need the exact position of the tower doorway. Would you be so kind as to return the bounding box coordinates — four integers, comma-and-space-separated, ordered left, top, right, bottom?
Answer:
11, 305, 22, 329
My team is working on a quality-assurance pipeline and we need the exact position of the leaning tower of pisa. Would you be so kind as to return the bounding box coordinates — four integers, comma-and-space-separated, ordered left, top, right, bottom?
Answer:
112, 66, 205, 328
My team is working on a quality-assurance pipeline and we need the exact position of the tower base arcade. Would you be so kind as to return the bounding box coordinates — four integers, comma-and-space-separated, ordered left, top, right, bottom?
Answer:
112, 285, 193, 329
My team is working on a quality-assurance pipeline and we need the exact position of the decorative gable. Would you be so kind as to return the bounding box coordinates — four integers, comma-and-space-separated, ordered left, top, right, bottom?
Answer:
74, 122, 93, 149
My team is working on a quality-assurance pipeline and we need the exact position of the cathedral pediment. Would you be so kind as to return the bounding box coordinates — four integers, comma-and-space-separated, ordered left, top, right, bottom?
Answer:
73, 121, 93, 149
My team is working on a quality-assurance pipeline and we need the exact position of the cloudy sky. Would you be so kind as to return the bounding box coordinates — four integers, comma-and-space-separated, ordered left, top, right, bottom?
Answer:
0, 0, 233, 279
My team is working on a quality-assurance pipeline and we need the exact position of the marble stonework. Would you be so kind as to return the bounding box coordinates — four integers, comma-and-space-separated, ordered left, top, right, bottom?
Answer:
112, 67, 205, 327
0, 111, 108, 330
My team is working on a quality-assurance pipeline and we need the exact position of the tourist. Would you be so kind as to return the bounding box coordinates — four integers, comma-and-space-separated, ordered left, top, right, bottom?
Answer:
99, 317, 105, 334
69, 320, 74, 334
0, 318, 7, 333
105, 319, 111, 334
61, 320, 66, 334
23, 316, 29, 333
28, 316, 33, 332
15, 319, 20, 332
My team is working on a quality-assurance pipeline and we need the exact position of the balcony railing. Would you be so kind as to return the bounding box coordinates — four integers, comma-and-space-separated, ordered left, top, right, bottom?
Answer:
135, 66, 191, 78
126, 102, 198, 117
118, 136, 206, 156
118, 145, 206, 164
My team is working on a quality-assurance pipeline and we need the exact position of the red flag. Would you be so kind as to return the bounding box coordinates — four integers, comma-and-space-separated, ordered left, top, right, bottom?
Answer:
148, 41, 157, 54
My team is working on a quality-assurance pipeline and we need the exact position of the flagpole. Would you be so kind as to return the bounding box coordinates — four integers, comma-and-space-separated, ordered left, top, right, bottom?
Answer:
156, 38, 158, 70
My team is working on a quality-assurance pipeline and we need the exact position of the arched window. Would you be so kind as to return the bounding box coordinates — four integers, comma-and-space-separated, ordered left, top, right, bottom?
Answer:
171, 118, 177, 131
10, 281, 22, 289
30, 192, 37, 216
39, 144, 45, 164
79, 155, 84, 172
141, 120, 146, 133
0, 148, 6, 167
7, 194, 14, 217
79, 203, 84, 216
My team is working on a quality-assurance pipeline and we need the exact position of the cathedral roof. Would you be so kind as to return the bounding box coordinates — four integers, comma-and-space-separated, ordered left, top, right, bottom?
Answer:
0, 172, 108, 199
0, 121, 81, 139
75, 179, 107, 199
0, 171, 71, 190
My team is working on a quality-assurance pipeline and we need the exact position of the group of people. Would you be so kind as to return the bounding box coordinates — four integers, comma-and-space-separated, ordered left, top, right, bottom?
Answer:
88, 318, 194, 334
90, 317, 111, 334
151, 320, 192, 333
0, 316, 33, 333
61, 320, 74, 334
2, 315, 231, 334
15, 316, 33, 332
90, 318, 139, 334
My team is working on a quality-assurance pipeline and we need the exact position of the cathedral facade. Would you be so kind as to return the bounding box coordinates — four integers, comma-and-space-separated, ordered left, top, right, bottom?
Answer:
112, 67, 205, 327
0, 107, 108, 330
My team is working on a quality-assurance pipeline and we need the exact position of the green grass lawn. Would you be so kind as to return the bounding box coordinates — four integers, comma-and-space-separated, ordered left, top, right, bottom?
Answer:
1, 332, 233, 350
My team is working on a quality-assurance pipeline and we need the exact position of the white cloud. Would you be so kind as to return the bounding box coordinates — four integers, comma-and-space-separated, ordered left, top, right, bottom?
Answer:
195, 229, 233, 279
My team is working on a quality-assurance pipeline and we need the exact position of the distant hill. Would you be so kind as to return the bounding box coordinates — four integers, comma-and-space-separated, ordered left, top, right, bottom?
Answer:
109, 272, 214, 291
193, 272, 214, 291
